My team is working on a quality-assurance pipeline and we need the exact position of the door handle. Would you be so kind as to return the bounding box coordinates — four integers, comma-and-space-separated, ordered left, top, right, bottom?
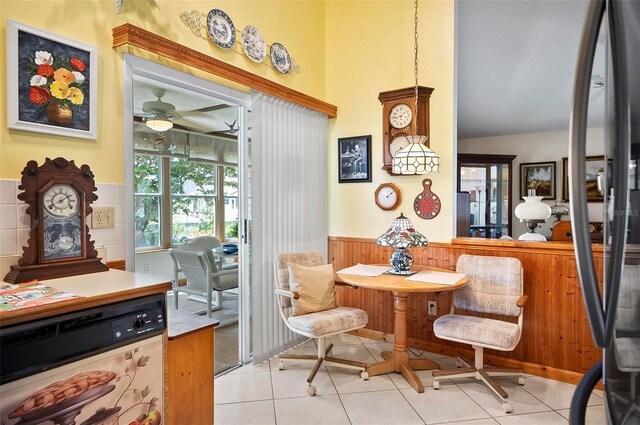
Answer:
242, 219, 248, 244
602, 0, 630, 346
569, 0, 607, 347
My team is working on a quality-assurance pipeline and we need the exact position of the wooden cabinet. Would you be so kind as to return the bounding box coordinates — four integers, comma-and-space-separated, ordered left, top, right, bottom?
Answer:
456, 192, 471, 237
457, 154, 516, 238
166, 309, 218, 425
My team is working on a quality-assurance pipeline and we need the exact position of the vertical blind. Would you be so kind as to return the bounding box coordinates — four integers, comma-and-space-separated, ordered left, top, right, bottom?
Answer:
251, 92, 329, 364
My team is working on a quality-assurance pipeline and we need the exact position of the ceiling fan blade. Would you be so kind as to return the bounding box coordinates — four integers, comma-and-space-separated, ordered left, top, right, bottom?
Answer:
182, 104, 231, 113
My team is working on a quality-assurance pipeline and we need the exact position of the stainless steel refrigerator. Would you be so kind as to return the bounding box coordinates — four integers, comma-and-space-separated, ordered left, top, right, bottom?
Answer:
569, 0, 640, 424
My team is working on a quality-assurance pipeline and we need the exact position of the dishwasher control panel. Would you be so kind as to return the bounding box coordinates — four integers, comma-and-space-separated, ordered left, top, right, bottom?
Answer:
112, 309, 164, 340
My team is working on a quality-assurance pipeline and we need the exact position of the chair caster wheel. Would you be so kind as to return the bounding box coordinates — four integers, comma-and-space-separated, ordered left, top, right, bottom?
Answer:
278, 360, 285, 370
307, 386, 317, 396
360, 371, 369, 381
433, 380, 440, 390
501, 402, 512, 413
518, 376, 525, 386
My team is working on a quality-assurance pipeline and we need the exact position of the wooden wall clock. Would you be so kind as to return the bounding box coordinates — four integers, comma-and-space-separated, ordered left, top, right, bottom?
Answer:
4, 157, 108, 283
378, 86, 434, 175
375, 183, 401, 210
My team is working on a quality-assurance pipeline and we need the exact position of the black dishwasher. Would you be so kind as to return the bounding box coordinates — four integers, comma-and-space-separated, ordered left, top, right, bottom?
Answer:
1, 293, 166, 425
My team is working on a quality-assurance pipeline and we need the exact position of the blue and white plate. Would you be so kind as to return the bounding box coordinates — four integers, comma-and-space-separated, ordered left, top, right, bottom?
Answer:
241, 25, 267, 63
270, 43, 291, 74
206, 9, 236, 49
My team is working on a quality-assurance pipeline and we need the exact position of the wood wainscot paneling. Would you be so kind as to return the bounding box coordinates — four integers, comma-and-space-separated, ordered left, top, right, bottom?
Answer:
328, 236, 604, 385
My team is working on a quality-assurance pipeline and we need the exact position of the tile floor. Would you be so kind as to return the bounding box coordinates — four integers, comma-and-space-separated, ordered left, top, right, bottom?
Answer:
214, 334, 605, 425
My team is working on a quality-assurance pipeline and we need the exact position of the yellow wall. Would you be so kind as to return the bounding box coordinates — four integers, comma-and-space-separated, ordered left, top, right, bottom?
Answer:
325, 0, 455, 242
1, 0, 456, 242
0, 0, 325, 182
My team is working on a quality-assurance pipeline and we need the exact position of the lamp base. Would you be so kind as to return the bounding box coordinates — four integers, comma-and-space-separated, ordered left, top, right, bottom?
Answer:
518, 232, 547, 241
388, 247, 415, 275
384, 269, 418, 276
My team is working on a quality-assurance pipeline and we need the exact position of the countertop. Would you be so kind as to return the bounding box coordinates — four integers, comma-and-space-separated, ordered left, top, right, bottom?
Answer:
0, 269, 172, 327
167, 308, 219, 340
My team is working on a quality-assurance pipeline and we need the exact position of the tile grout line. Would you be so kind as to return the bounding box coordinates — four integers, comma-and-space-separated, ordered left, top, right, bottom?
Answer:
268, 358, 278, 425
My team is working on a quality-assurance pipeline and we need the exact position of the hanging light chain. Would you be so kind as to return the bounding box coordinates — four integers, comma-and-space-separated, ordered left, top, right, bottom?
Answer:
413, 0, 420, 129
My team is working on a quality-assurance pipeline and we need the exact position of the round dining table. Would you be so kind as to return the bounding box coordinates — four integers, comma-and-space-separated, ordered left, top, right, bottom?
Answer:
336, 265, 468, 393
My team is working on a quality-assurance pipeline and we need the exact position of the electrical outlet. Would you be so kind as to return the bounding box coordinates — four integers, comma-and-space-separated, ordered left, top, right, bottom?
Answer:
92, 206, 115, 229
144, 264, 151, 273
428, 300, 437, 316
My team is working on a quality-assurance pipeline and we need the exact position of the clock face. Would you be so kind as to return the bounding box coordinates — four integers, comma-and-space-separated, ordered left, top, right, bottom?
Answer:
390, 137, 410, 157
389, 103, 412, 129
375, 184, 400, 210
43, 184, 80, 218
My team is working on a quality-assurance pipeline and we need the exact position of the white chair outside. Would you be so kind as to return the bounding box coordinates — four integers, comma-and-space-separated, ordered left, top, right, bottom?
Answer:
169, 243, 238, 319
274, 252, 369, 396
432, 254, 527, 413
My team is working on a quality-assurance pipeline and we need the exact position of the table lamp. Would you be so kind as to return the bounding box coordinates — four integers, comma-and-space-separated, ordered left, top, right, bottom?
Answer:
514, 190, 552, 241
376, 213, 429, 275
550, 200, 570, 225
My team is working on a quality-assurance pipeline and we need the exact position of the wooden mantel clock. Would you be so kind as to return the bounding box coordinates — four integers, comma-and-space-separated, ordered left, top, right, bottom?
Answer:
4, 157, 108, 283
378, 86, 434, 175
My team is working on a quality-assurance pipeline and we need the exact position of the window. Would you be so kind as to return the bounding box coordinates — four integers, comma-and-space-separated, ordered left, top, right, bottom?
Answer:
170, 158, 217, 245
134, 155, 218, 250
134, 155, 163, 249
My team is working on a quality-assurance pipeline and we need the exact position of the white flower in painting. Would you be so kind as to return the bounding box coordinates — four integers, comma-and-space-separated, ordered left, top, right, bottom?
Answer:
30, 75, 47, 86
72, 71, 85, 85
34, 51, 53, 65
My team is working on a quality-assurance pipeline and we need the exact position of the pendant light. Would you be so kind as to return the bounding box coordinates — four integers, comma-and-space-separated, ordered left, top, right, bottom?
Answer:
392, 0, 440, 175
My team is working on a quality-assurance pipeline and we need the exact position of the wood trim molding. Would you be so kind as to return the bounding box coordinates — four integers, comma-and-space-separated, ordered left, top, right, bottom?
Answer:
328, 235, 451, 249
107, 260, 126, 270
112, 24, 337, 118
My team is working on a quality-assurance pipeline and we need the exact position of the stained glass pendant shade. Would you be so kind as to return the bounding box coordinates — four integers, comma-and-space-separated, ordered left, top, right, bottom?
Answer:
392, 136, 440, 174
376, 213, 429, 275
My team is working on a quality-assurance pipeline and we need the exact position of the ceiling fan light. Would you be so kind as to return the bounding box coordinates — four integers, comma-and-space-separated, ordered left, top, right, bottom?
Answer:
146, 117, 173, 132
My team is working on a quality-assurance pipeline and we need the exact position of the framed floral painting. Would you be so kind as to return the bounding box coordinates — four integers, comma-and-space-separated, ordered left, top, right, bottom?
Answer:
6, 20, 97, 139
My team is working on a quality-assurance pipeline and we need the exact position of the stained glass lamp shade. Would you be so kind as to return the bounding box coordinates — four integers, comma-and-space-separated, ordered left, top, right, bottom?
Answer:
392, 136, 440, 175
376, 213, 429, 275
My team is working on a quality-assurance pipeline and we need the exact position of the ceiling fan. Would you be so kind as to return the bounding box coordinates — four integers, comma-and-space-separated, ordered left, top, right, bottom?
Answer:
590, 74, 605, 102
142, 88, 181, 132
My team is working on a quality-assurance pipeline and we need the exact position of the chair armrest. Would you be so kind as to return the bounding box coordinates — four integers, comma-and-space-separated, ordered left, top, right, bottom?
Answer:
517, 295, 529, 308
211, 268, 238, 278
336, 282, 359, 289
275, 288, 300, 300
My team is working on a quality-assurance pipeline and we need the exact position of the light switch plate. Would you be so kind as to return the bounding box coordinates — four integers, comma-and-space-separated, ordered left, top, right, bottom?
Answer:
92, 206, 115, 229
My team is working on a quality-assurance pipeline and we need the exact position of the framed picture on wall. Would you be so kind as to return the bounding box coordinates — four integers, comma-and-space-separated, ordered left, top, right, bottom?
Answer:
562, 156, 605, 202
6, 20, 98, 139
338, 135, 372, 183
520, 161, 556, 199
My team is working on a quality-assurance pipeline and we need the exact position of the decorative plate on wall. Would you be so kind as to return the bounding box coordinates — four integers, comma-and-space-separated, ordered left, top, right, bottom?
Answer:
414, 178, 441, 219
270, 43, 291, 74
241, 25, 267, 63
206, 9, 236, 49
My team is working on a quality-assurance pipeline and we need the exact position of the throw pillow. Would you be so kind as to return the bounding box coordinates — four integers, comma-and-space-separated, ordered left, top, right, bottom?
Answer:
288, 263, 337, 316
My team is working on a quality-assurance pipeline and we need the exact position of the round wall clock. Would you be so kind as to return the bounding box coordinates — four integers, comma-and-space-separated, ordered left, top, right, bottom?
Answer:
375, 183, 401, 210
390, 137, 410, 158
414, 178, 441, 219
3, 157, 108, 283
389, 103, 412, 129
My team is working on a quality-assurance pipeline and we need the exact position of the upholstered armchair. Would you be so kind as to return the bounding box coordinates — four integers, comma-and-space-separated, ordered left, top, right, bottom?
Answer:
432, 254, 527, 413
274, 251, 369, 396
